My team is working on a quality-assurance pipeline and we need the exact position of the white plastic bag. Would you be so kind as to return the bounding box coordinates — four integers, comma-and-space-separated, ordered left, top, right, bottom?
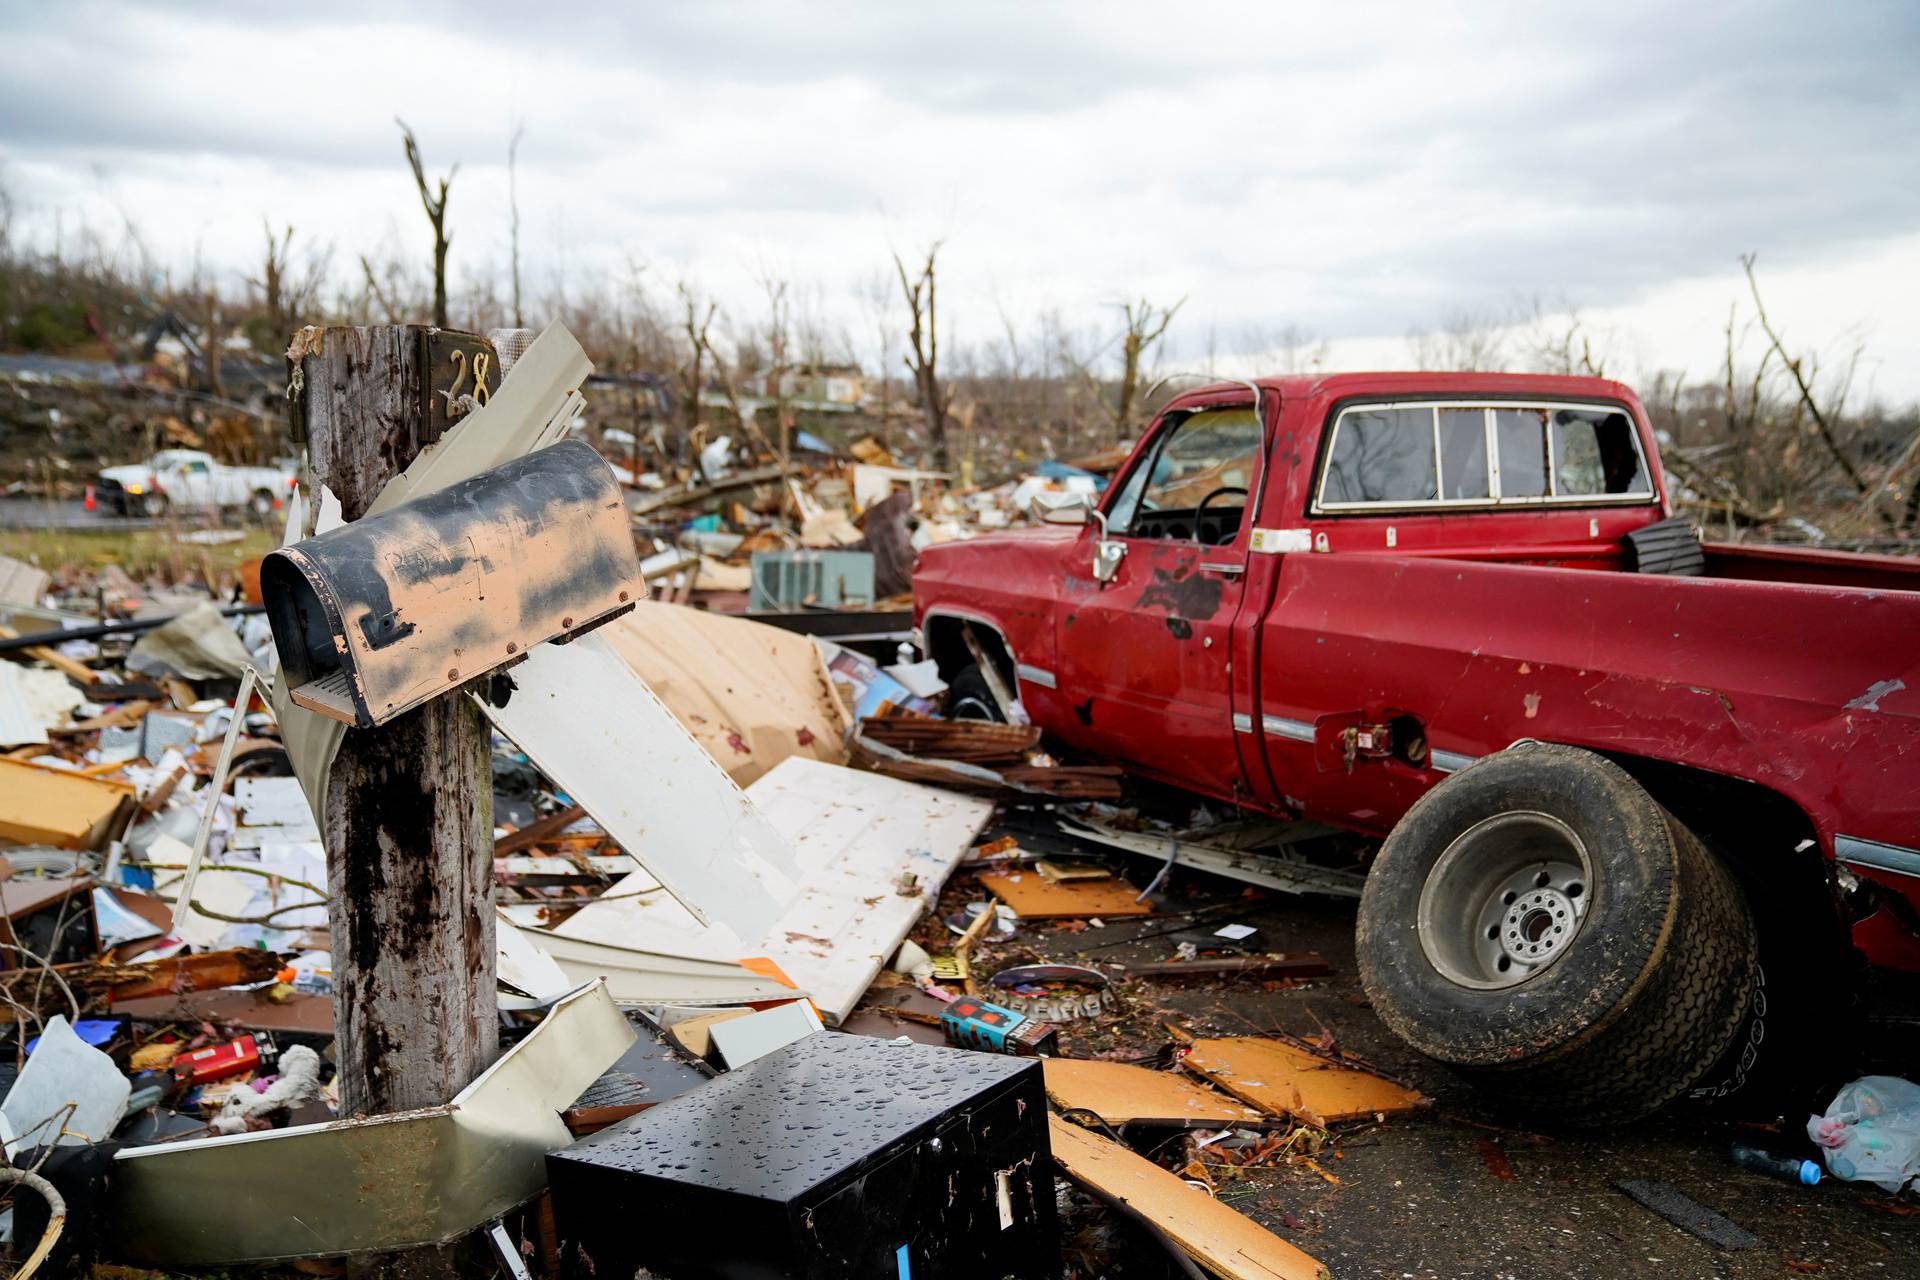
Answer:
1808, 1075, 1920, 1193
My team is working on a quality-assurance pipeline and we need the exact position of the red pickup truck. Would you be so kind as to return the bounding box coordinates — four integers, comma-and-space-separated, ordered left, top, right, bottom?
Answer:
914, 372, 1920, 1123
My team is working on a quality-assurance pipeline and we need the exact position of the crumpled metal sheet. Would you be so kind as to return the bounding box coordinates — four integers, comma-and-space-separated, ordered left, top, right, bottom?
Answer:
126, 600, 252, 681
105, 981, 635, 1265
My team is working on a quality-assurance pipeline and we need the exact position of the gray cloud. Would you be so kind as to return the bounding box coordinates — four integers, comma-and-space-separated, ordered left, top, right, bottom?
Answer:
1, 0, 1915, 389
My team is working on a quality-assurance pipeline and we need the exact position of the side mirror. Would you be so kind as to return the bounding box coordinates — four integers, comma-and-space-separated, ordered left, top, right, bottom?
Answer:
1034, 492, 1091, 525
1090, 509, 1127, 583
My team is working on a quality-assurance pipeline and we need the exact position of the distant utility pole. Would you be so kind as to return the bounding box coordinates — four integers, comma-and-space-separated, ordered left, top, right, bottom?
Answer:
294, 324, 497, 1277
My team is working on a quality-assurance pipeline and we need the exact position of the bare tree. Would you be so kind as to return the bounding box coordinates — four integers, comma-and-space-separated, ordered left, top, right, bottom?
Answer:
1518, 299, 1606, 377
357, 253, 405, 324
1741, 253, 1869, 498
397, 117, 456, 327
248, 221, 329, 341
699, 321, 777, 464
1238, 322, 1329, 376
507, 122, 526, 329
761, 273, 794, 482
677, 281, 715, 440
1062, 297, 1184, 441
894, 243, 952, 470
1108, 297, 1183, 440
194, 290, 221, 398
858, 269, 899, 451
1408, 309, 1508, 371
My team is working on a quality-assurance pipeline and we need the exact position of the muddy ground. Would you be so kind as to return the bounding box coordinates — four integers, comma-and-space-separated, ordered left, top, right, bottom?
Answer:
900, 818, 1920, 1280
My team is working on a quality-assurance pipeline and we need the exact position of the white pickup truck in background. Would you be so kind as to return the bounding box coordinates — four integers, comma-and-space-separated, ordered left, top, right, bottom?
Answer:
92, 450, 297, 520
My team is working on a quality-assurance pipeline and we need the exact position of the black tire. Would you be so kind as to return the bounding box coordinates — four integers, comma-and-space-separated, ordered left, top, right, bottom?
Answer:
945, 663, 1004, 721
249, 489, 277, 521
141, 492, 169, 519
1685, 851, 1865, 1115
1355, 742, 1756, 1126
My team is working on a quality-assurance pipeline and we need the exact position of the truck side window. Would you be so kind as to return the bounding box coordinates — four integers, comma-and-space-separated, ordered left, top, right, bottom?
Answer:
1322, 408, 1436, 504
1438, 408, 1491, 499
1104, 444, 1156, 532
1317, 400, 1653, 510
1493, 408, 1550, 497
1553, 409, 1649, 496
1115, 408, 1261, 545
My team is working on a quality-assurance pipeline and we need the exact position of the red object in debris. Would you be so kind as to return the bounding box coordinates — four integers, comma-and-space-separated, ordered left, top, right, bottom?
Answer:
913, 371, 1920, 972
84, 484, 96, 511
173, 1034, 270, 1086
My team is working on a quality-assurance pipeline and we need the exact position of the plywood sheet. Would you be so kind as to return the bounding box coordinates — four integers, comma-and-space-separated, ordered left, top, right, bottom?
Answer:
977, 869, 1152, 918
598, 603, 850, 786
0, 758, 133, 848
1048, 1116, 1328, 1280
1180, 1037, 1427, 1123
1043, 1059, 1269, 1128
553, 758, 994, 1021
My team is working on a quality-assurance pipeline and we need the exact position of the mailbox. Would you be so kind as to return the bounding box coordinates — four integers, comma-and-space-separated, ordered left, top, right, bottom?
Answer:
262, 440, 643, 728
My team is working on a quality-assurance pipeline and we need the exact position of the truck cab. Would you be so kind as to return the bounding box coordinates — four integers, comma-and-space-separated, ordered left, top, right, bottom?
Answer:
919, 373, 1678, 817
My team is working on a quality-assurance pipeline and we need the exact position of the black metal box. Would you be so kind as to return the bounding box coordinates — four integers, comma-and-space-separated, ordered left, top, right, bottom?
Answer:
548, 1031, 1057, 1279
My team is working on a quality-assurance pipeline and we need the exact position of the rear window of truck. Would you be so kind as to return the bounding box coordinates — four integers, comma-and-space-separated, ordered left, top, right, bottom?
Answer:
1315, 401, 1652, 512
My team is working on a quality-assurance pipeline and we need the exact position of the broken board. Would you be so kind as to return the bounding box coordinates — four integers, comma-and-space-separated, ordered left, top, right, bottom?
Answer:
1047, 1115, 1328, 1280
0, 758, 134, 849
1179, 1037, 1427, 1123
552, 758, 994, 1022
1043, 1059, 1271, 1129
976, 870, 1152, 918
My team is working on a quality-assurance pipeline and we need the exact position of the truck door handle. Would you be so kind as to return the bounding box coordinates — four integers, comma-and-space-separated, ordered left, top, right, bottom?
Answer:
1197, 562, 1244, 576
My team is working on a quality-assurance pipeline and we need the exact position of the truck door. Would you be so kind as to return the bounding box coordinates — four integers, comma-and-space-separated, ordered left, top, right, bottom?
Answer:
172, 457, 214, 508
1052, 404, 1264, 802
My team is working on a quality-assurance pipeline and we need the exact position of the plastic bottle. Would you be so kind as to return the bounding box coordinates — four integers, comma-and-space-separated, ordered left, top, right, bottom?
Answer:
1732, 1143, 1822, 1186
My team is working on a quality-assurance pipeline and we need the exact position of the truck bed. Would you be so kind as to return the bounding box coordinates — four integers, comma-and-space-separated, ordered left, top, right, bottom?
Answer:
1257, 547, 1920, 851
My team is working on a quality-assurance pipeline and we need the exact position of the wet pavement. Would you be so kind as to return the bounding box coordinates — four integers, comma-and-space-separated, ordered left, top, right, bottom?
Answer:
940, 839, 1920, 1279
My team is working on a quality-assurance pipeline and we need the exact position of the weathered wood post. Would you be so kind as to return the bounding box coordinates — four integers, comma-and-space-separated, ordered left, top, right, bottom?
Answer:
292, 325, 498, 1270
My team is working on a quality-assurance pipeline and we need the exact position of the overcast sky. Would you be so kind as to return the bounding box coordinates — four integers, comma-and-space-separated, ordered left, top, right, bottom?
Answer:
3, 1, 1917, 400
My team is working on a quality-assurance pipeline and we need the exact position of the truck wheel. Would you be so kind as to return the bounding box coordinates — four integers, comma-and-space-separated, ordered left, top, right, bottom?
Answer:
1355, 742, 1756, 1126
140, 492, 169, 519
249, 489, 277, 521
946, 664, 1004, 721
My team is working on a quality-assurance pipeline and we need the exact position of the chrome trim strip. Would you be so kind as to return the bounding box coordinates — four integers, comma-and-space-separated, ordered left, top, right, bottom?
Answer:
1430, 749, 1476, 774
1231, 713, 1253, 734
1836, 835, 1920, 880
1014, 663, 1056, 690
1261, 714, 1316, 743
1196, 562, 1245, 576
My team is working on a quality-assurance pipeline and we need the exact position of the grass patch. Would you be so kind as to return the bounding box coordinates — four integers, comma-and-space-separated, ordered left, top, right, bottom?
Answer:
0, 526, 279, 582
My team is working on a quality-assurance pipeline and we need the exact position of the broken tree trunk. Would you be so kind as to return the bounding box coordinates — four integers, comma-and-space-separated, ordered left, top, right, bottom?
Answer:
296, 326, 498, 1274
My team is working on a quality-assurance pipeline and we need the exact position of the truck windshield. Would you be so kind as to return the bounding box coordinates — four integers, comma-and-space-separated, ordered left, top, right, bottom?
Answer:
1107, 408, 1260, 545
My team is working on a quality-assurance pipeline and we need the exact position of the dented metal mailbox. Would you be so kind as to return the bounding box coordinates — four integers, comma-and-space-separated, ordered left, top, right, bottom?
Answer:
262, 440, 642, 728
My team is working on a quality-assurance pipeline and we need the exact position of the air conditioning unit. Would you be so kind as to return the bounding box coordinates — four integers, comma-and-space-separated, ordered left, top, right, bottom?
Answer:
749, 550, 876, 612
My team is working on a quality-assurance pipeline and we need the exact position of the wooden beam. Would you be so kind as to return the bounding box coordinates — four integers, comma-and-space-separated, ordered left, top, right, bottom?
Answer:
297, 326, 498, 1275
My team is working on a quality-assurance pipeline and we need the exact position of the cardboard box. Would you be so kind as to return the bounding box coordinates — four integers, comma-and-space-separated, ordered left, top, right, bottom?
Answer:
0, 759, 136, 849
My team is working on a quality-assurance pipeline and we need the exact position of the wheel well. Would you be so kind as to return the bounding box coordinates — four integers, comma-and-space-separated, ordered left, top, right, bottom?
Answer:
923, 613, 1015, 685
1594, 749, 1844, 931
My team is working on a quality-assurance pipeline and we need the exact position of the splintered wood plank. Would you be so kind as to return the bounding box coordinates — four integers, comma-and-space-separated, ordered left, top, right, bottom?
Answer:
1048, 1116, 1328, 1280
1043, 1059, 1272, 1129
977, 869, 1152, 918
1179, 1037, 1428, 1123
